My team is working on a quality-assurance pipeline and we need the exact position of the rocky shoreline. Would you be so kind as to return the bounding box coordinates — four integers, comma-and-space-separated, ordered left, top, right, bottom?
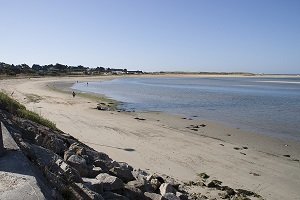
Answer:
0, 108, 264, 200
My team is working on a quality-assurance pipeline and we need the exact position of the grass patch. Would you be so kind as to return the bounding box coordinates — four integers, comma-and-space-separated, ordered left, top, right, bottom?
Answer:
0, 91, 26, 113
0, 91, 56, 130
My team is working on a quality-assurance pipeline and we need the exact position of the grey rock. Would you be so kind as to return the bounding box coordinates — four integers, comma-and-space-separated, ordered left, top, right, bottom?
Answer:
176, 192, 188, 200
94, 159, 110, 172
132, 168, 149, 181
69, 142, 86, 155
102, 192, 129, 200
96, 173, 124, 191
164, 193, 180, 200
42, 136, 67, 156
55, 158, 82, 183
83, 177, 104, 194
127, 180, 154, 193
123, 185, 145, 200
67, 154, 89, 177
144, 192, 167, 200
150, 178, 161, 192
74, 183, 104, 200
86, 149, 111, 162
159, 183, 176, 196
207, 180, 222, 188
88, 166, 103, 178
64, 149, 75, 161
110, 166, 135, 182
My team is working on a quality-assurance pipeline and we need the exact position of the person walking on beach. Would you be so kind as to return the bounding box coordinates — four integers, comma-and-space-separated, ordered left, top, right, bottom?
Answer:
72, 91, 76, 98
87, 82, 89, 86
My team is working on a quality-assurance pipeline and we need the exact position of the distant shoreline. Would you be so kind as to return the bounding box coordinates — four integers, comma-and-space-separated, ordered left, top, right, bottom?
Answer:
1, 72, 300, 81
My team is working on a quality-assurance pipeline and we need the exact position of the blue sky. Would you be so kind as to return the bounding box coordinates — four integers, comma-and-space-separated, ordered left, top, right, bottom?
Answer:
0, 0, 299, 73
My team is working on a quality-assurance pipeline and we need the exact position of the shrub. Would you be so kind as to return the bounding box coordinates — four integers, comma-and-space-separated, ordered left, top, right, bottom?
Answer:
0, 92, 25, 113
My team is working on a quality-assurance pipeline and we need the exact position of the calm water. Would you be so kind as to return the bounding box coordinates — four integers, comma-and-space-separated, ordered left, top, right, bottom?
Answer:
72, 77, 300, 140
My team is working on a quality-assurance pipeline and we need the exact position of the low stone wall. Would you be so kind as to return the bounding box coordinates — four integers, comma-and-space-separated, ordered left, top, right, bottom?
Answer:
0, 122, 3, 156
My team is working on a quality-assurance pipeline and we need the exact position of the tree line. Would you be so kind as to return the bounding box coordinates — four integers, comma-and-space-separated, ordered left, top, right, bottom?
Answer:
0, 62, 142, 76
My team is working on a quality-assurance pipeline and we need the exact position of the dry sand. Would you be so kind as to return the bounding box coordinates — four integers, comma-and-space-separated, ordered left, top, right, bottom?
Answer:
1, 75, 300, 200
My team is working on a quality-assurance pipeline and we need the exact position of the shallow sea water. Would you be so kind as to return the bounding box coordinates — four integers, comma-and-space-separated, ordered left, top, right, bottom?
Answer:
72, 76, 300, 140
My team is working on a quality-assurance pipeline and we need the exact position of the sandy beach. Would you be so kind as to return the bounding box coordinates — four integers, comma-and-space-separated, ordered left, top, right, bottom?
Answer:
1, 75, 300, 200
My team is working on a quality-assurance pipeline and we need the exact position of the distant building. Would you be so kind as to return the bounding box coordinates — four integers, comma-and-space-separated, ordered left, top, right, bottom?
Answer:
111, 69, 126, 74
127, 70, 143, 74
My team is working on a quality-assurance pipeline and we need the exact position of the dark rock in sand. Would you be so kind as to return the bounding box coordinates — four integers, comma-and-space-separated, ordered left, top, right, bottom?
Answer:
235, 188, 261, 198
207, 180, 222, 188
198, 172, 210, 179
249, 172, 260, 176
97, 105, 109, 111
220, 185, 236, 196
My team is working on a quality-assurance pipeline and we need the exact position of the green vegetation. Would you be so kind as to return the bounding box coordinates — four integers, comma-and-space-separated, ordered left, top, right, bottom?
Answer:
0, 61, 142, 76
0, 91, 56, 130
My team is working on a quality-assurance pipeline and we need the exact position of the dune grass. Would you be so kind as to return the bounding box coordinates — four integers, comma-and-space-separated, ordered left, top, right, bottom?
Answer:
0, 91, 56, 130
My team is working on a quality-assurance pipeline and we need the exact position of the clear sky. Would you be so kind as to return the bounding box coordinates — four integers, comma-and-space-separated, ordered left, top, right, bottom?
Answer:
0, 0, 299, 73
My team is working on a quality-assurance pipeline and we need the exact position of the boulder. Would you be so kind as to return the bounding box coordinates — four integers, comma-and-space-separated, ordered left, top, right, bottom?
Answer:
73, 183, 104, 200
102, 192, 129, 200
67, 154, 89, 177
55, 158, 82, 183
110, 166, 135, 182
150, 178, 161, 192
96, 173, 124, 191
42, 135, 67, 156
86, 149, 111, 162
207, 180, 222, 188
83, 178, 104, 194
132, 168, 149, 181
88, 166, 103, 178
69, 142, 86, 156
159, 183, 176, 196
127, 180, 154, 193
144, 192, 167, 200
164, 193, 180, 200
94, 159, 110, 172
64, 149, 75, 161
176, 192, 188, 200
123, 185, 145, 200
